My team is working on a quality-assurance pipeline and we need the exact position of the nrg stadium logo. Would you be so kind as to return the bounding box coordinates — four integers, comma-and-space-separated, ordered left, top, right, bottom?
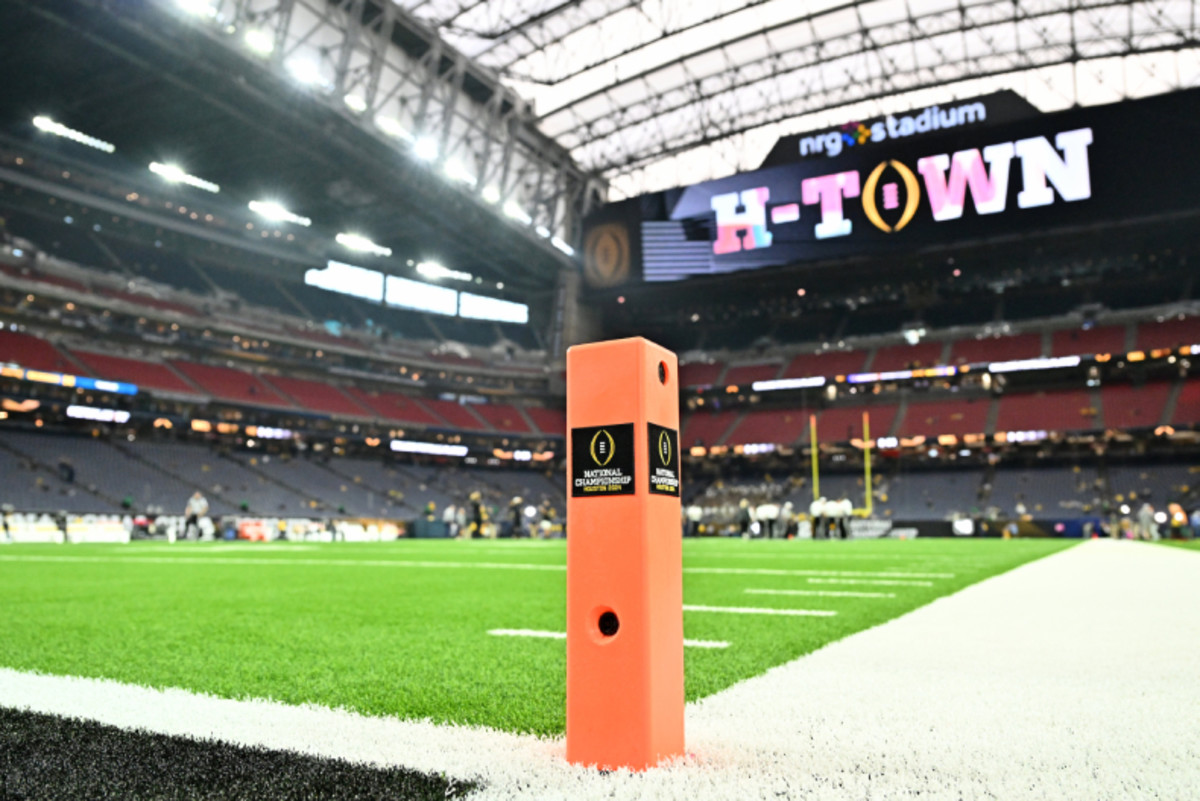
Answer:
798, 101, 989, 159
711, 127, 1093, 253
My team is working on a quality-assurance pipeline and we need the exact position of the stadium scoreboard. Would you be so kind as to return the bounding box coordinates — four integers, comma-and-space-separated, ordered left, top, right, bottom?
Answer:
583, 88, 1200, 286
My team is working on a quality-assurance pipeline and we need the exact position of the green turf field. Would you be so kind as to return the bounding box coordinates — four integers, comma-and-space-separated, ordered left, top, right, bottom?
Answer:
0, 538, 1072, 735
1160, 539, 1200, 551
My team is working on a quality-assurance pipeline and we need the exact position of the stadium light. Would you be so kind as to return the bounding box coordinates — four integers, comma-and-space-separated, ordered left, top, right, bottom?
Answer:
286, 58, 322, 86
390, 440, 468, 457
336, 232, 391, 257
176, 0, 216, 18
989, 356, 1081, 373
343, 94, 367, 113
249, 200, 311, 227
444, 158, 476, 186
535, 225, 551, 238
503, 200, 532, 225
413, 137, 439, 162
481, 185, 501, 204
243, 29, 274, 55
417, 261, 472, 282
66, 405, 131, 424
752, 376, 826, 392
375, 115, 414, 142
32, 116, 115, 154
551, 237, 576, 256
149, 162, 220, 193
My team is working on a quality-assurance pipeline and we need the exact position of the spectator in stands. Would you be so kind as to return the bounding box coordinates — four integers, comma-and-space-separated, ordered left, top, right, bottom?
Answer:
56, 456, 75, 484
183, 491, 209, 540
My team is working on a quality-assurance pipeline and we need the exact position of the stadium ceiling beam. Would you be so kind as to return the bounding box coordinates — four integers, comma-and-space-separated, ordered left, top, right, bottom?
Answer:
450, 0, 634, 67
600, 39, 1197, 182
200, 0, 603, 246
542, 0, 1195, 175
494, 0, 816, 81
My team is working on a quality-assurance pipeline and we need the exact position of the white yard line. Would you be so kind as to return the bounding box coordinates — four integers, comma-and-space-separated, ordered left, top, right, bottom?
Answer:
487, 629, 729, 649
2, 541, 1197, 799
686, 566, 954, 578
745, 588, 896, 598
682, 604, 837, 617
806, 577, 934, 586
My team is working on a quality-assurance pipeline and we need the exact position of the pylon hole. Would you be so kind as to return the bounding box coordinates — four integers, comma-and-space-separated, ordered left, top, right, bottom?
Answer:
598, 611, 619, 637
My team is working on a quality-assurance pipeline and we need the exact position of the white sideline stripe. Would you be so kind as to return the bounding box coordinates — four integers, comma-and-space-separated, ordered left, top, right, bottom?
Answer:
0, 555, 564, 572
807, 577, 934, 587
745, 588, 896, 599
683, 604, 836, 617
488, 629, 730, 649
0, 555, 952, 579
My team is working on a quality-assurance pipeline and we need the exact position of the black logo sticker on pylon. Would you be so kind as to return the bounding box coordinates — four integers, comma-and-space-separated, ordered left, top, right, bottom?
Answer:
647, 423, 680, 497
571, 424, 635, 497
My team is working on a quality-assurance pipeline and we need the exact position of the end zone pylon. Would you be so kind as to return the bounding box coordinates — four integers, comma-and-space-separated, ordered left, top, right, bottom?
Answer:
565, 337, 683, 770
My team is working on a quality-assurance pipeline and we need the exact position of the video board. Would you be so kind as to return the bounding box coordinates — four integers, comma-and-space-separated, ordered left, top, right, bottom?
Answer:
581, 88, 1200, 287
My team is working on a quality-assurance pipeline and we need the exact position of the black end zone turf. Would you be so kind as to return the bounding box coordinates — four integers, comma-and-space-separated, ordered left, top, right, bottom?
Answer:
0, 706, 477, 800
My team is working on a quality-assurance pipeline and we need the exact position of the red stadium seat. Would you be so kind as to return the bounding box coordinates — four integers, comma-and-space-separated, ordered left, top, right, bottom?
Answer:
896, 398, 991, 438
1173, 381, 1200, 425
816, 405, 897, 443
0, 330, 86, 374
472, 403, 532, 434
1051, 325, 1127, 357
421, 398, 489, 430
724, 408, 811, 446
681, 409, 738, 448
678, 362, 724, 388
782, 350, 868, 378
722, 362, 783, 387
525, 406, 566, 437
261, 375, 372, 417
950, 333, 1042, 365
343, 388, 446, 426
169, 360, 293, 408
870, 342, 946, 373
72, 350, 200, 395
1137, 317, 1200, 351
995, 390, 1097, 433
1101, 383, 1171, 430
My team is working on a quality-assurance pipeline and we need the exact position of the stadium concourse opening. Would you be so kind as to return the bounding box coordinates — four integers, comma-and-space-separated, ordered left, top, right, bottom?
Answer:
2, 0, 1200, 797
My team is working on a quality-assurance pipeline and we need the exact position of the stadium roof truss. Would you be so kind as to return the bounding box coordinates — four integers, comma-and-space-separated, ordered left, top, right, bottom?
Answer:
201, 0, 604, 243
384, 0, 1200, 200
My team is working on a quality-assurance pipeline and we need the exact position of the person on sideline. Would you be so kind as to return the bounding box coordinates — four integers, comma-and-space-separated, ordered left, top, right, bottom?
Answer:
183, 491, 209, 541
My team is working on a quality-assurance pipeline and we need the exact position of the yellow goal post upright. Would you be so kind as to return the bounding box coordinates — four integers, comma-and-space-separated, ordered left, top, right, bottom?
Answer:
809, 414, 819, 504
862, 411, 873, 518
